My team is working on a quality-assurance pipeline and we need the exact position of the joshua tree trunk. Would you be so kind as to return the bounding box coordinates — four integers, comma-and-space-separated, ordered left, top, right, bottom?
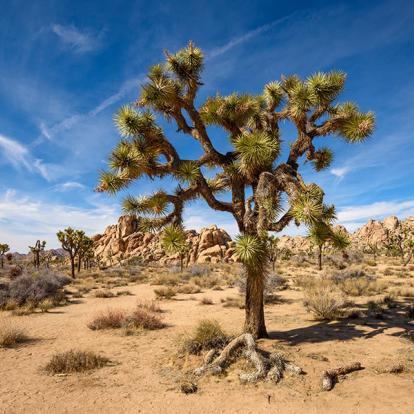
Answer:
1, 257, 3, 268
70, 256, 76, 279
77, 255, 82, 273
244, 265, 268, 339
318, 245, 323, 271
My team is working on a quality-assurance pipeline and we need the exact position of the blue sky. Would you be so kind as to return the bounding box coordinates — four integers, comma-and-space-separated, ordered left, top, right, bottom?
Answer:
0, 0, 414, 251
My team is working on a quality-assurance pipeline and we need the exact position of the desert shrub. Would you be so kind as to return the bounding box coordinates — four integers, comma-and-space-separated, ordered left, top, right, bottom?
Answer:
367, 300, 385, 318
382, 294, 397, 309
303, 282, 346, 320
44, 350, 110, 374
339, 278, 385, 296
136, 300, 163, 313
88, 308, 126, 330
123, 307, 165, 331
189, 275, 222, 289
9, 265, 23, 279
151, 274, 181, 286
0, 318, 28, 347
383, 268, 394, 276
12, 303, 36, 316
38, 299, 54, 313
221, 296, 245, 309
176, 283, 201, 294
116, 290, 132, 296
6, 273, 70, 307
180, 319, 229, 354
154, 287, 176, 299
188, 264, 211, 277
94, 289, 115, 298
200, 297, 213, 305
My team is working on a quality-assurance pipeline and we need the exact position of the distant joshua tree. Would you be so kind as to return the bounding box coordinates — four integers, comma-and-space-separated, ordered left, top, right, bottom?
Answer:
29, 240, 46, 269
77, 236, 94, 273
57, 228, 85, 278
0, 243, 10, 268
161, 225, 189, 272
307, 224, 350, 270
98, 42, 374, 338
385, 224, 414, 266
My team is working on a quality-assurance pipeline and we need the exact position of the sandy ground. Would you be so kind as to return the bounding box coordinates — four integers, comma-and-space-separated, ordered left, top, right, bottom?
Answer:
1, 280, 413, 414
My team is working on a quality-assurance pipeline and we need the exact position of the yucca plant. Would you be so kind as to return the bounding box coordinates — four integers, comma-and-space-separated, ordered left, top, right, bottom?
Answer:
98, 41, 374, 338
160, 225, 189, 272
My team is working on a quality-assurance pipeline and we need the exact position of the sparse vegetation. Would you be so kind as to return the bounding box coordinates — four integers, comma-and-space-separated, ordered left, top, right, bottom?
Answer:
154, 287, 176, 299
180, 319, 229, 354
0, 318, 28, 348
44, 350, 111, 374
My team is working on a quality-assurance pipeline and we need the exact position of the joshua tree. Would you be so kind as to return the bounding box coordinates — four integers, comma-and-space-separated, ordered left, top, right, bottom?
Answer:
57, 228, 85, 278
77, 235, 94, 273
29, 240, 46, 269
267, 235, 279, 271
98, 42, 374, 338
385, 224, 414, 266
308, 224, 350, 270
363, 241, 381, 261
161, 225, 189, 272
0, 243, 10, 268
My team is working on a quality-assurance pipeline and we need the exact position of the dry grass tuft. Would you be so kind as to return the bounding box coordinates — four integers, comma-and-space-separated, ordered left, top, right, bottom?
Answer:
88, 308, 127, 330
44, 350, 111, 374
123, 307, 165, 332
200, 297, 213, 305
154, 287, 176, 299
303, 281, 346, 320
94, 289, 115, 298
180, 319, 229, 355
0, 318, 29, 348
176, 283, 202, 294
221, 296, 245, 309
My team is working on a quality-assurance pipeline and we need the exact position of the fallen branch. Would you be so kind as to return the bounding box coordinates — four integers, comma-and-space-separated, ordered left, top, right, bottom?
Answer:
194, 333, 303, 384
321, 362, 363, 391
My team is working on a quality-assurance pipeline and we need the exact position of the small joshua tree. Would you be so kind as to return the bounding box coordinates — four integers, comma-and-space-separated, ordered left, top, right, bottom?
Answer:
308, 224, 350, 270
161, 225, 189, 272
98, 42, 374, 338
29, 240, 46, 269
0, 243, 10, 268
77, 235, 94, 273
57, 228, 85, 278
267, 235, 279, 271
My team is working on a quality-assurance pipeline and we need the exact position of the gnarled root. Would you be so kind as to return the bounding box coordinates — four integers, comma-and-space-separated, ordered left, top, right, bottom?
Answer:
321, 362, 363, 391
194, 333, 303, 384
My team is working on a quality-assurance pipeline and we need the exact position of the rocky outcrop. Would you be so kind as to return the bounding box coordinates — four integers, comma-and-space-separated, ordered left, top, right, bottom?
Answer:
93, 216, 234, 266
92, 215, 414, 266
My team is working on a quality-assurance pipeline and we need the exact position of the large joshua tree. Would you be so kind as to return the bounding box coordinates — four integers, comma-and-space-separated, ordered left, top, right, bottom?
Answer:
98, 42, 374, 338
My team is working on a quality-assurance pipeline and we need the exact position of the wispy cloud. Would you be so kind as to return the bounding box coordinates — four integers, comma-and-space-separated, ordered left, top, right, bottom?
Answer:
53, 181, 86, 192
0, 133, 56, 181
0, 189, 118, 251
207, 13, 298, 59
51, 24, 102, 53
38, 76, 142, 142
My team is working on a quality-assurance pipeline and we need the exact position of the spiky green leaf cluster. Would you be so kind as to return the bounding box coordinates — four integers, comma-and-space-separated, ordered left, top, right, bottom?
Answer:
174, 161, 201, 183
114, 106, 158, 137
263, 81, 284, 109
312, 147, 333, 171
161, 225, 188, 254
305, 71, 346, 106
200, 93, 260, 130
235, 234, 268, 267
166, 41, 204, 83
235, 131, 279, 177
122, 191, 169, 216
291, 192, 324, 226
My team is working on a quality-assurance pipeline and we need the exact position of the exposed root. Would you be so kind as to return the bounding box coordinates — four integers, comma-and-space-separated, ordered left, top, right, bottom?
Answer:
194, 333, 303, 384
321, 362, 363, 391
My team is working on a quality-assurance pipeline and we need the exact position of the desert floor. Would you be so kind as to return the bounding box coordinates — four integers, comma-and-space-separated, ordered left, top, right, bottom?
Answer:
1, 263, 414, 414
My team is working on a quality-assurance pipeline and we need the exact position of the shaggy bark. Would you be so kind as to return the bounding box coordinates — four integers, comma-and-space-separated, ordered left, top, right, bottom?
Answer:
244, 267, 267, 338
194, 333, 303, 384
321, 362, 363, 391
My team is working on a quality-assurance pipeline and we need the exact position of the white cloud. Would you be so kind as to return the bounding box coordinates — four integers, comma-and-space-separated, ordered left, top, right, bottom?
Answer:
51, 24, 102, 53
0, 189, 119, 251
0, 133, 56, 181
330, 167, 350, 179
337, 200, 414, 223
54, 181, 86, 192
